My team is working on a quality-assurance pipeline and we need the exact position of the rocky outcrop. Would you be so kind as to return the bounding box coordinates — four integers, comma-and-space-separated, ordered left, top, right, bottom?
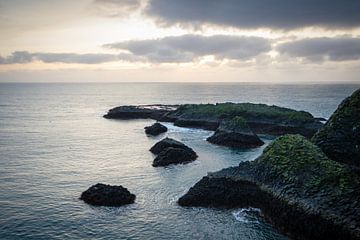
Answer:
150, 138, 198, 167
104, 103, 323, 138
312, 88, 360, 167
80, 183, 136, 207
150, 137, 195, 154
169, 103, 323, 138
145, 122, 168, 136
207, 116, 264, 148
179, 135, 360, 240
103, 105, 177, 121
153, 147, 198, 167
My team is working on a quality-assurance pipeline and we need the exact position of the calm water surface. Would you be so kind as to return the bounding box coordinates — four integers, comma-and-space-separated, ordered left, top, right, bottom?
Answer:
0, 83, 359, 240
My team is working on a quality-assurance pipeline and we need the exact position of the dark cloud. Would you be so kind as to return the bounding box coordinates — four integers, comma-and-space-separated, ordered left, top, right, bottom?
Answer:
277, 37, 360, 62
145, 0, 360, 30
0, 51, 139, 64
104, 34, 271, 62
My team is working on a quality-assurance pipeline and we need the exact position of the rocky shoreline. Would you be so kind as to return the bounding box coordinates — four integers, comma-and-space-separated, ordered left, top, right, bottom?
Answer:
99, 89, 359, 239
178, 89, 360, 240
178, 135, 360, 240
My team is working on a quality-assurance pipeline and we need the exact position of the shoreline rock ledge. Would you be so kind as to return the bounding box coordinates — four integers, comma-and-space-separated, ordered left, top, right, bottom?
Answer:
207, 116, 264, 148
178, 135, 360, 240
150, 137, 198, 167
80, 183, 136, 207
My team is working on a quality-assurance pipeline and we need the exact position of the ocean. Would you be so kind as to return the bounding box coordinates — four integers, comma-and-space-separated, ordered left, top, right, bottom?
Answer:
0, 83, 359, 240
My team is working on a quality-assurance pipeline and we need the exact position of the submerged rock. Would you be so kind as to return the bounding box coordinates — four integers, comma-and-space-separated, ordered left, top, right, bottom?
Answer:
312, 88, 360, 167
145, 122, 168, 136
150, 137, 194, 154
179, 135, 360, 240
207, 117, 264, 148
80, 183, 135, 207
153, 147, 198, 167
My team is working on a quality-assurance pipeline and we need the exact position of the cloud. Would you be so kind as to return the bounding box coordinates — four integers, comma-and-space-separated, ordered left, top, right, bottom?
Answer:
145, 0, 360, 30
0, 51, 140, 64
104, 34, 271, 62
277, 37, 360, 62
91, 0, 143, 17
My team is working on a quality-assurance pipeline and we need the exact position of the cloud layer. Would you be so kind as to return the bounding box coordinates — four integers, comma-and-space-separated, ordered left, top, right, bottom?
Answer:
0, 51, 138, 64
104, 34, 271, 62
2, 36, 360, 65
145, 0, 360, 30
277, 37, 360, 62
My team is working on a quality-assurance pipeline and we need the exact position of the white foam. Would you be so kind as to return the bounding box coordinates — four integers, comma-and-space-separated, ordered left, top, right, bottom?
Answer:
232, 207, 261, 224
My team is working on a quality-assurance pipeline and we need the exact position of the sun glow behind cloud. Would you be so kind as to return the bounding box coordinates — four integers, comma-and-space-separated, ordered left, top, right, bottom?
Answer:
0, 0, 359, 82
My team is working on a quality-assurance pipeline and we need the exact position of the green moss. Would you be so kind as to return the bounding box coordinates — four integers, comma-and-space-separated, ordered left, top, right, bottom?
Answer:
174, 103, 314, 122
311, 88, 360, 165
257, 135, 360, 194
220, 116, 248, 131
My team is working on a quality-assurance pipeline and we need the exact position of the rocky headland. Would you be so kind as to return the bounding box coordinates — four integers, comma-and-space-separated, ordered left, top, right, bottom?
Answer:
178, 88, 360, 240
312, 88, 360, 167
104, 102, 324, 138
178, 134, 360, 240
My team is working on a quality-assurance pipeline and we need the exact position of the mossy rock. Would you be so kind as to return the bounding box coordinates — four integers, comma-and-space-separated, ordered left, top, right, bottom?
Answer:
173, 102, 314, 123
312, 88, 360, 167
218, 116, 250, 134
255, 134, 360, 194
207, 116, 264, 148
179, 134, 360, 239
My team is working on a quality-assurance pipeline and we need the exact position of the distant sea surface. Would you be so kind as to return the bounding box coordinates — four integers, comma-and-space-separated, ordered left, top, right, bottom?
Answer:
0, 83, 359, 240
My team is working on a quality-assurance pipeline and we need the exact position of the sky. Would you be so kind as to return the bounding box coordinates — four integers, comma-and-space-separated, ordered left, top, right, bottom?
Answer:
0, 0, 360, 83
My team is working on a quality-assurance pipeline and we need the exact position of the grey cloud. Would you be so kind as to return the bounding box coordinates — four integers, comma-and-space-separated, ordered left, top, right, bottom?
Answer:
104, 34, 271, 62
0, 51, 139, 64
277, 37, 360, 62
145, 0, 360, 30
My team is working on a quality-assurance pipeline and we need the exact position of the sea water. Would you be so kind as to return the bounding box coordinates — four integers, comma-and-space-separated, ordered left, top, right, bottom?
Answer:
0, 82, 358, 240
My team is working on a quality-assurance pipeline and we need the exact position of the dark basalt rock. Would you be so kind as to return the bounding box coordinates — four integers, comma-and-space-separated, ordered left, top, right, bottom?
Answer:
80, 183, 135, 207
179, 135, 360, 240
152, 147, 198, 167
150, 137, 194, 154
145, 122, 168, 136
207, 117, 264, 148
312, 88, 360, 167
104, 103, 324, 137
103, 105, 177, 121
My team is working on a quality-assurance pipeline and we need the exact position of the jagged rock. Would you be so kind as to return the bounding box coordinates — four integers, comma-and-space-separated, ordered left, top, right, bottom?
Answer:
150, 137, 195, 154
207, 116, 264, 148
312, 88, 360, 167
80, 183, 135, 207
179, 135, 360, 240
152, 147, 198, 167
145, 122, 168, 136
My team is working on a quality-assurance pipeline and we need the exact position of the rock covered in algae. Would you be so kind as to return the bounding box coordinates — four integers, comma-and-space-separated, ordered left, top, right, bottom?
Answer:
312, 88, 360, 167
207, 116, 264, 148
